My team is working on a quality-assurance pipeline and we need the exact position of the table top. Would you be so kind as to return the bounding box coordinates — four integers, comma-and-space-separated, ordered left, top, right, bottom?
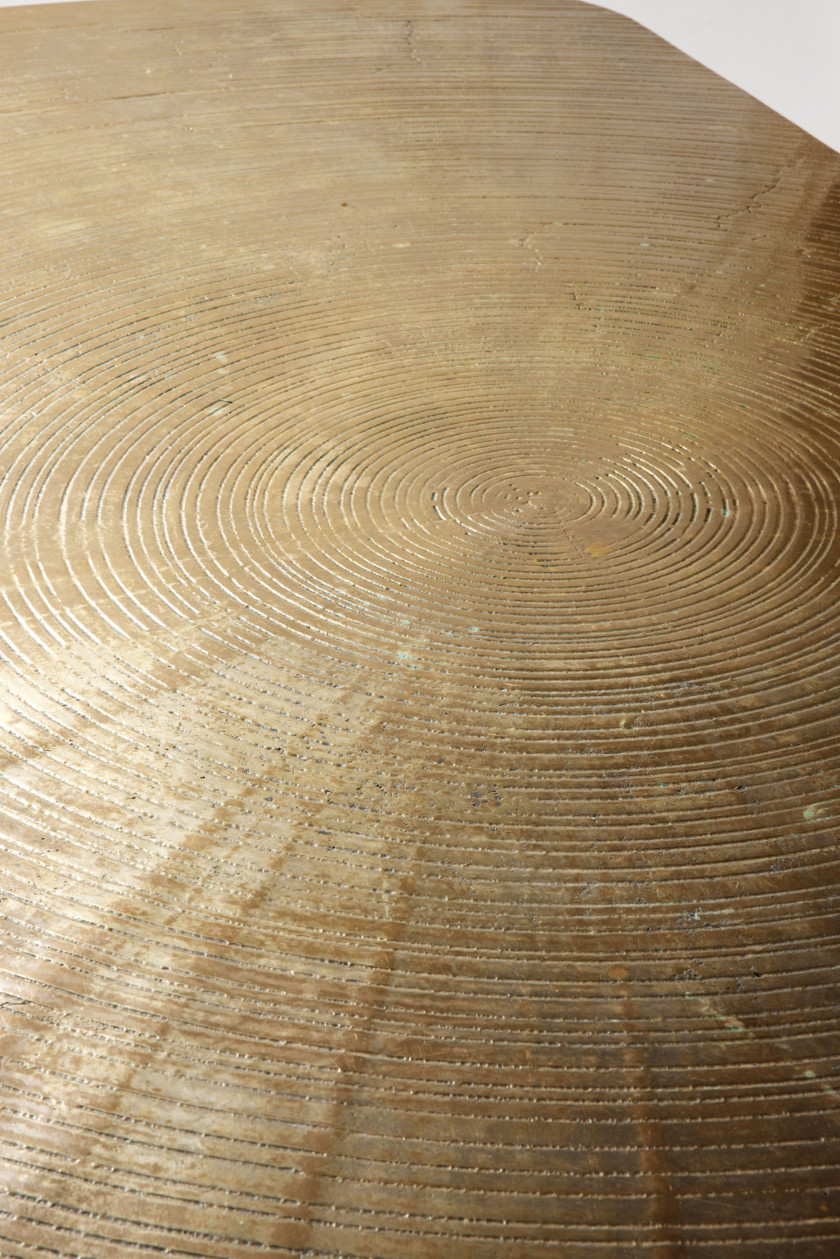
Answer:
1, 3, 839, 1256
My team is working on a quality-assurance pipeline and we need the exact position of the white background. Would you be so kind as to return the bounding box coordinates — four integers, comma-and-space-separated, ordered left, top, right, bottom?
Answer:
580, 0, 840, 154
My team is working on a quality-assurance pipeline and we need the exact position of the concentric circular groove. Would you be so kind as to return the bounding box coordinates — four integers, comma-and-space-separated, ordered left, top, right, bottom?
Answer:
0, 1, 840, 1257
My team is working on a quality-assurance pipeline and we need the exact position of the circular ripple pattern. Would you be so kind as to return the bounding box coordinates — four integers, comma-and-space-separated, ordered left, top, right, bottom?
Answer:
1, 2, 840, 1257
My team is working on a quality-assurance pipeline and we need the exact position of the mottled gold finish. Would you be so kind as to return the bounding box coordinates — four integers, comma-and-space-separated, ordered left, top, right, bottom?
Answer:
1, 1, 839, 1255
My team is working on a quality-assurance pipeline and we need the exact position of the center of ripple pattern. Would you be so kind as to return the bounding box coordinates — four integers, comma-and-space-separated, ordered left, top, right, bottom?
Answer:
1, 2, 840, 1258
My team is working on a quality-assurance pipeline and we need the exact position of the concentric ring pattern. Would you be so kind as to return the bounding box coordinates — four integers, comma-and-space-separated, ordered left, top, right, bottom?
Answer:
1, 1, 840, 1256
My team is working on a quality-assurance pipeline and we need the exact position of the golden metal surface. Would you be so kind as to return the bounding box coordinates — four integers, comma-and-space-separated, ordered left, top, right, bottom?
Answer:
1, 1, 840, 1255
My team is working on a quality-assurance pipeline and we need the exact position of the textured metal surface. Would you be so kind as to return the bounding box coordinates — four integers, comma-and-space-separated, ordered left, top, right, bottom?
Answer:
1, 1, 840, 1255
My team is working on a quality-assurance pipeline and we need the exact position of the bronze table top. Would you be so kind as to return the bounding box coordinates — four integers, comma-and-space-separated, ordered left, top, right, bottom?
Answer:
0, 1, 839, 1255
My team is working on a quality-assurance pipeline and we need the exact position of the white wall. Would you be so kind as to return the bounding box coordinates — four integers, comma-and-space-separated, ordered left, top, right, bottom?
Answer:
580, 0, 840, 154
